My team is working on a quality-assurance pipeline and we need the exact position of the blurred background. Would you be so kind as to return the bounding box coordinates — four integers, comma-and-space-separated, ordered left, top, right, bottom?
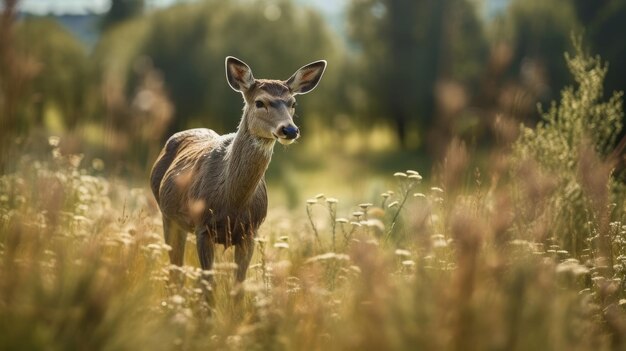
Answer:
1, 0, 625, 205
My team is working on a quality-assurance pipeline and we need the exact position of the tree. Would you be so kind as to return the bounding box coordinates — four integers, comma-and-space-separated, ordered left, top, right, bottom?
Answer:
133, 0, 340, 136
90, 0, 348, 170
348, 0, 421, 146
15, 18, 90, 130
101, 0, 144, 30
495, 0, 580, 101
571, 0, 610, 27
347, 0, 487, 148
0, 0, 36, 172
579, 0, 626, 99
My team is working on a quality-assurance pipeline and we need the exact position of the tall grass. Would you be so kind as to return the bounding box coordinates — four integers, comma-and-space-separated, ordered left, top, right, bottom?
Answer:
1, 42, 626, 350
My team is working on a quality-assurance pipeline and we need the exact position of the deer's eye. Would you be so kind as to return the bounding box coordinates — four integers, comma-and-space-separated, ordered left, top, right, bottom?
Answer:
291, 102, 297, 108
255, 100, 265, 108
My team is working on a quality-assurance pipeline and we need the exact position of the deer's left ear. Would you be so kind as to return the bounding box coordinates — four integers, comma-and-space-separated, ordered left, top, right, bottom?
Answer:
286, 60, 327, 95
226, 56, 255, 92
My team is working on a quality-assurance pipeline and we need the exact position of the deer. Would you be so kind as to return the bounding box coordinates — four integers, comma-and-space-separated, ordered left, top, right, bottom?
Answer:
150, 56, 326, 300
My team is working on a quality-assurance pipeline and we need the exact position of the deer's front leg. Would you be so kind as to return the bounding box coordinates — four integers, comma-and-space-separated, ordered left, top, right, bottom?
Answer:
196, 228, 215, 305
234, 232, 255, 283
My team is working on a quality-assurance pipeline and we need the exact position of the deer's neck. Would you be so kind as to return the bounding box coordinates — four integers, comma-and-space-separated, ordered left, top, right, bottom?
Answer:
223, 112, 274, 207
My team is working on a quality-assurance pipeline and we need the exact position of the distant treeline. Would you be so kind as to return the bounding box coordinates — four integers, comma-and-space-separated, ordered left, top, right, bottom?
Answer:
2, 0, 626, 161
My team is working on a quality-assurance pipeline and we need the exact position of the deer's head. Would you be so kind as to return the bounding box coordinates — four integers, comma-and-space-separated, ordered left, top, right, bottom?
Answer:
226, 56, 326, 145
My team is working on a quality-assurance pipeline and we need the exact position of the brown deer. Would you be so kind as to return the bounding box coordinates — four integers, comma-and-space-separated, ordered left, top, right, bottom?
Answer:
150, 56, 326, 296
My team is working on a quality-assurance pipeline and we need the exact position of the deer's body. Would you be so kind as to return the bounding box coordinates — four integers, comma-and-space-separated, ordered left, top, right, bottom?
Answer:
151, 128, 269, 245
150, 57, 326, 293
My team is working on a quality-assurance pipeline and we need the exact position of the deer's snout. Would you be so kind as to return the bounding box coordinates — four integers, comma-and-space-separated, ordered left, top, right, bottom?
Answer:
282, 125, 299, 139
275, 124, 299, 145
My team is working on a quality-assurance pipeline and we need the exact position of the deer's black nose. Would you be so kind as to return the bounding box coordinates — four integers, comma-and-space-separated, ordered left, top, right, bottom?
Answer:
282, 125, 299, 140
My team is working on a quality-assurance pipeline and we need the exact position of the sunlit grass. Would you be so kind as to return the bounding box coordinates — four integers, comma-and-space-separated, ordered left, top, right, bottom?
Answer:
1, 137, 624, 350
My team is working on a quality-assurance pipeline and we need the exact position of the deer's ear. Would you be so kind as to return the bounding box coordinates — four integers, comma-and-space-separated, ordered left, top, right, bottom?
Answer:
226, 56, 255, 92
286, 60, 327, 95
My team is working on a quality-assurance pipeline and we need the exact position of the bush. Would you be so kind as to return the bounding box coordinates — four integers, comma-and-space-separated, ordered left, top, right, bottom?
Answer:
512, 37, 624, 256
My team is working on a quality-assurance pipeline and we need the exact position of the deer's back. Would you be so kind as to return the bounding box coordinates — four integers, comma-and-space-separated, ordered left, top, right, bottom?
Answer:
150, 128, 221, 228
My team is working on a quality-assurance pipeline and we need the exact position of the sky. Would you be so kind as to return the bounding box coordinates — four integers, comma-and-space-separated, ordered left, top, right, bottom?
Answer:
20, 0, 109, 14
18, 0, 348, 15
19, 0, 507, 16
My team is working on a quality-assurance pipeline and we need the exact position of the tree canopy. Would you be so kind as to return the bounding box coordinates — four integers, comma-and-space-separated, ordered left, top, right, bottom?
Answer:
347, 0, 487, 147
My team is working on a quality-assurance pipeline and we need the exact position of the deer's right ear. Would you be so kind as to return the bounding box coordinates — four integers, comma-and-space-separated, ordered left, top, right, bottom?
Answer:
226, 56, 255, 92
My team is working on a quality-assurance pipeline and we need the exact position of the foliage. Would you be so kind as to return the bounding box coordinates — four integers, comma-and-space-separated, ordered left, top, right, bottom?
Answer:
493, 0, 580, 102
101, 0, 145, 30
581, 0, 626, 98
347, 0, 487, 146
97, 0, 343, 136
0, 12, 91, 172
0, 0, 33, 172
14, 17, 92, 130
512, 38, 624, 255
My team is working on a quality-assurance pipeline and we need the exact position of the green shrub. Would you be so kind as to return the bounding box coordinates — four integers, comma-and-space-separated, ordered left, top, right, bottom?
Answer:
512, 37, 624, 256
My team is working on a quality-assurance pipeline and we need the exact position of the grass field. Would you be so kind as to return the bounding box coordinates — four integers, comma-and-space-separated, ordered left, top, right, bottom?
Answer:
1, 45, 626, 351
0, 137, 624, 350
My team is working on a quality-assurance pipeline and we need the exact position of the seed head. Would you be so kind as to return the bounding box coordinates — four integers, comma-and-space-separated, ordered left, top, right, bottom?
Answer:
402, 260, 416, 267
395, 249, 411, 257
48, 136, 60, 147
274, 242, 289, 249
352, 211, 364, 218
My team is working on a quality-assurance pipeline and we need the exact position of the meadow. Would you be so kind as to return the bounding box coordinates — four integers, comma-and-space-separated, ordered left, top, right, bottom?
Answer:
0, 43, 625, 351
